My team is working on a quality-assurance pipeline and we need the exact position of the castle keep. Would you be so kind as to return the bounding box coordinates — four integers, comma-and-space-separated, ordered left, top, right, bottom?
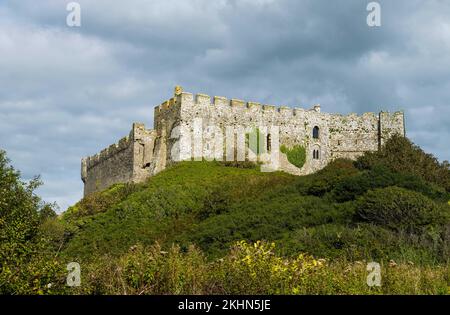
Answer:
81, 86, 405, 196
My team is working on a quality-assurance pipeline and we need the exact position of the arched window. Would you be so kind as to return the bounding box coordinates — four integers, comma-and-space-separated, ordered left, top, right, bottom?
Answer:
313, 126, 320, 139
313, 149, 320, 160
267, 134, 271, 152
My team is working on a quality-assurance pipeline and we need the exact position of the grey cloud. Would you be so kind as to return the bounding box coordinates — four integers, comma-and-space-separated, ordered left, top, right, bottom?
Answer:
0, 0, 449, 212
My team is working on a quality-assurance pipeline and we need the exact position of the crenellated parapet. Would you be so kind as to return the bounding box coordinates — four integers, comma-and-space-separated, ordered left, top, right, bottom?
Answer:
81, 122, 157, 195
176, 91, 320, 117
84, 135, 132, 171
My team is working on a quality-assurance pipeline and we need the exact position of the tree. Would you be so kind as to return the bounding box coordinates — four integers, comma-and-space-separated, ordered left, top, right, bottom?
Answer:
0, 150, 63, 294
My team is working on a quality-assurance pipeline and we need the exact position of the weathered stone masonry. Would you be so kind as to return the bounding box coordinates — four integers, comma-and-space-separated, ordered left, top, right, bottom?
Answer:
81, 86, 405, 196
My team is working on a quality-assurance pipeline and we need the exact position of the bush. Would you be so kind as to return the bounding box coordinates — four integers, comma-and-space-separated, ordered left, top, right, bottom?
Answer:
355, 135, 450, 191
122, 243, 208, 294
331, 165, 449, 203
297, 159, 359, 196
280, 145, 306, 169
63, 183, 138, 221
197, 186, 232, 219
215, 240, 325, 294
281, 223, 449, 264
355, 187, 449, 232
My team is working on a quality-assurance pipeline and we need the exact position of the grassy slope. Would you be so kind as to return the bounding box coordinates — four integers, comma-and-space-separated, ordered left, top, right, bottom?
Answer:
61, 160, 450, 267
61, 162, 295, 260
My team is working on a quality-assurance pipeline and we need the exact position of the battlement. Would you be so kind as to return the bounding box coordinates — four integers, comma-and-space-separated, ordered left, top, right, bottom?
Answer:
83, 135, 131, 171
174, 89, 405, 123
154, 96, 178, 113
176, 90, 327, 118
82, 122, 153, 171
81, 122, 156, 195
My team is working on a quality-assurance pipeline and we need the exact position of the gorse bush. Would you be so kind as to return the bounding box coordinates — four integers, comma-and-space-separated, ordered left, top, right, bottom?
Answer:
216, 240, 325, 294
355, 134, 450, 191
219, 161, 258, 169
60, 162, 295, 259
356, 187, 450, 233
297, 159, 359, 197
331, 165, 448, 203
63, 183, 139, 222
280, 222, 450, 264
122, 243, 208, 295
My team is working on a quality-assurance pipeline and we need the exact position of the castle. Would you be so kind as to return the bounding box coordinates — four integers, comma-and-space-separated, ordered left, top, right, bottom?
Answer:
81, 86, 405, 196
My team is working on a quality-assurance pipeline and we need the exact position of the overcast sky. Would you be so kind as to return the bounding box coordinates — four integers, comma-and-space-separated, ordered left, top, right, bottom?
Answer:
0, 0, 449, 211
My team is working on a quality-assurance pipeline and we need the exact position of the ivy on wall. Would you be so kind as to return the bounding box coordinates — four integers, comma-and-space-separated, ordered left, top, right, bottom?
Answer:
280, 145, 306, 169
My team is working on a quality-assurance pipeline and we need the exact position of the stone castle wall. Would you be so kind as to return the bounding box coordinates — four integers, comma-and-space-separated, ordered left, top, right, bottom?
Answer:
170, 90, 405, 175
81, 87, 405, 196
81, 123, 156, 196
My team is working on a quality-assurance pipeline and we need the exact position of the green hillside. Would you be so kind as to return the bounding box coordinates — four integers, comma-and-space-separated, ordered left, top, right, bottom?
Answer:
61, 161, 296, 259
1, 135, 449, 294
60, 135, 450, 267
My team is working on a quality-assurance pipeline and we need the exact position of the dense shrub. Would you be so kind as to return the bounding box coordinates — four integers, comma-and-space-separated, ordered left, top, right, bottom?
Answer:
297, 159, 359, 196
178, 194, 353, 258
355, 135, 450, 191
281, 223, 449, 264
122, 243, 208, 294
355, 187, 449, 232
63, 183, 139, 222
61, 162, 295, 259
216, 241, 325, 294
331, 165, 449, 203
197, 186, 232, 219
